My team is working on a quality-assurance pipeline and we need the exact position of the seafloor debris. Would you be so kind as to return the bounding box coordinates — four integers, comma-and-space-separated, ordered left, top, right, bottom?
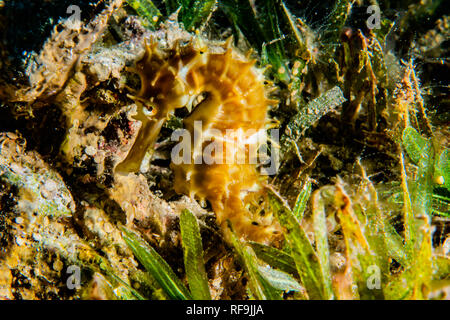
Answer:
0, 133, 136, 299
0, 0, 123, 103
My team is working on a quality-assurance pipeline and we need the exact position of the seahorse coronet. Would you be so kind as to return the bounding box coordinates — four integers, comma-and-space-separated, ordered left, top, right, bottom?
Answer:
116, 32, 281, 244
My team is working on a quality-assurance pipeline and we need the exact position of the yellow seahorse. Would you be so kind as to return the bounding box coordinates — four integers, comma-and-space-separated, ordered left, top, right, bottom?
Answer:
116, 35, 280, 243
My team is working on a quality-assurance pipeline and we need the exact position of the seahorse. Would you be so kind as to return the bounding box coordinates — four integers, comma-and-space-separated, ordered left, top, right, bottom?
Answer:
116, 35, 281, 243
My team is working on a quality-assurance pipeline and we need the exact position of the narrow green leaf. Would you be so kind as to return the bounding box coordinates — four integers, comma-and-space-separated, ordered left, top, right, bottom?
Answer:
71, 248, 147, 300
382, 222, 409, 267
106, 272, 146, 300
400, 152, 415, 249
126, 0, 162, 29
219, 0, 264, 47
227, 225, 282, 300
435, 149, 450, 191
334, 188, 383, 299
256, 264, 303, 292
292, 179, 312, 222
121, 226, 192, 300
311, 187, 334, 299
178, 0, 217, 31
249, 241, 297, 275
257, 1, 290, 82
322, 0, 353, 46
433, 255, 450, 280
402, 127, 435, 298
219, 0, 289, 82
268, 187, 328, 299
357, 177, 391, 276
402, 126, 431, 164
180, 209, 211, 300
384, 276, 413, 300
431, 193, 450, 217
280, 1, 307, 54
